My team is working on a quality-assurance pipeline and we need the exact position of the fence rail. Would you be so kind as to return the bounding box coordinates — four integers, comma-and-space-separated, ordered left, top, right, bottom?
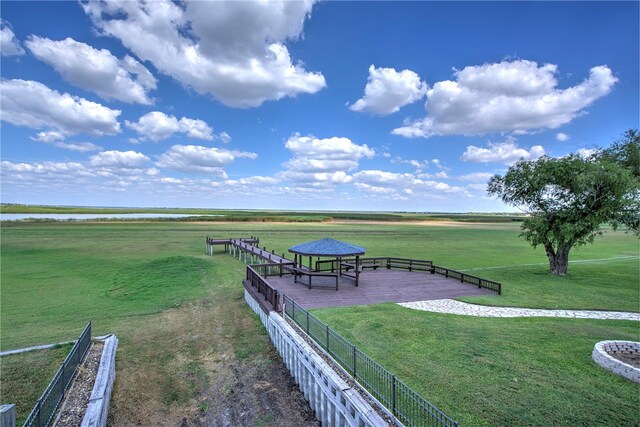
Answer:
315, 257, 433, 273
283, 295, 459, 427
23, 322, 92, 427
245, 265, 288, 311
315, 257, 500, 294
431, 265, 501, 294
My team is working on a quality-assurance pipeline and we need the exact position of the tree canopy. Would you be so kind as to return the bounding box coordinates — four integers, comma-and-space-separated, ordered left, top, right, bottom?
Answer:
487, 129, 639, 275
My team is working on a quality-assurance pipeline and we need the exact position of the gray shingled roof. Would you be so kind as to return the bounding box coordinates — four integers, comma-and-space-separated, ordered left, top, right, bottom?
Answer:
288, 238, 365, 257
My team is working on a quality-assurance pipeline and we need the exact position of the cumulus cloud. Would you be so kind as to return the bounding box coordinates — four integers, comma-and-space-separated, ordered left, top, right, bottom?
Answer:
280, 134, 374, 184
349, 65, 427, 115
556, 132, 569, 141
82, 0, 326, 108
156, 144, 257, 176
0, 79, 121, 138
352, 170, 414, 187
125, 111, 214, 142
461, 138, 545, 164
90, 150, 150, 168
1, 20, 24, 56
31, 132, 103, 152
352, 169, 465, 199
26, 37, 156, 105
392, 60, 618, 138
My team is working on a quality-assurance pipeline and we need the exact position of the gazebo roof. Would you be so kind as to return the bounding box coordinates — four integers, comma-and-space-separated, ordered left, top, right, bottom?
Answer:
288, 238, 365, 257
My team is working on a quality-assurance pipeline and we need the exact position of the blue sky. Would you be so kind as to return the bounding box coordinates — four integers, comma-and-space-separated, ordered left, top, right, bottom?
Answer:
1, 1, 638, 211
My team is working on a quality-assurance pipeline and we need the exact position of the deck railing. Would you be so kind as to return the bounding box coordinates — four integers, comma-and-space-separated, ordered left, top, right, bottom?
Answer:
315, 257, 501, 294
431, 265, 501, 294
315, 257, 433, 272
245, 263, 295, 311
23, 322, 92, 427
283, 295, 460, 427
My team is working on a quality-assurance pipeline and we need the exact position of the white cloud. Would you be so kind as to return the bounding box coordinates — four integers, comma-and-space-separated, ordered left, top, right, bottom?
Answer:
352, 170, 413, 187
26, 36, 156, 105
417, 171, 449, 179
280, 134, 374, 184
461, 138, 545, 164
352, 169, 465, 199
556, 132, 569, 141
393, 60, 618, 138
83, 0, 326, 108
457, 172, 494, 182
218, 131, 232, 144
349, 65, 427, 115
178, 117, 214, 141
156, 144, 257, 176
51, 141, 103, 152
1, 160, 85, 174
1, 20, 24, 56
576, 148, 598, 158
0, 79, 121, 138
125, 111, 214, 142
90, 150, 150, 168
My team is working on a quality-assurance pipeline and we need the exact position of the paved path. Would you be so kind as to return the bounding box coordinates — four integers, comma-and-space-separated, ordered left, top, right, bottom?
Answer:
399, 299, 640, 320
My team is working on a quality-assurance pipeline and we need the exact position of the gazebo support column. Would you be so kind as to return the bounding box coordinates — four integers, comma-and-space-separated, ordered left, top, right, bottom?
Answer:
355, 255, 360, 287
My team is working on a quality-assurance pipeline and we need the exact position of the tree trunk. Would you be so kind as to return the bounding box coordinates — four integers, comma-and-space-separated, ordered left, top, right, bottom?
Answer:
544, 242, 571, 276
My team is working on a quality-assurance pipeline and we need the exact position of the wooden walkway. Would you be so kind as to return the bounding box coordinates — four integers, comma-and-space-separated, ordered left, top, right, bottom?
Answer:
267, 269, 495, 309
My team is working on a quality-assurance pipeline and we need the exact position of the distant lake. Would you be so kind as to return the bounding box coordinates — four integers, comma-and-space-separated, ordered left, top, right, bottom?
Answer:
0, 213, 223, 221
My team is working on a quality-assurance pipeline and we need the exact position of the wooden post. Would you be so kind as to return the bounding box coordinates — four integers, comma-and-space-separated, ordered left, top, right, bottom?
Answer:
355, 255, 360, 287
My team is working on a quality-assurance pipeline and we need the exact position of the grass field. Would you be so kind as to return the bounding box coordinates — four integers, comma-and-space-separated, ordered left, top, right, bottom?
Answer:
1, 220, 638, 425
0, 344, 72, 425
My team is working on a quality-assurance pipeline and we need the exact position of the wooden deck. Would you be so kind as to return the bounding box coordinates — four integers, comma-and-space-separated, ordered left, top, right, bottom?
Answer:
266, 269, 495, 309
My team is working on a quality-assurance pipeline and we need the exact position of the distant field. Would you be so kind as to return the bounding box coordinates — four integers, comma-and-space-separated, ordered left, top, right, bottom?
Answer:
0, 203, 525, 223
1, 220, 637, 425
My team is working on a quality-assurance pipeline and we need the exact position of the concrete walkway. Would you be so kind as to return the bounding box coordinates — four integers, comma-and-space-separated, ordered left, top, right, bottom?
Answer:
399, 299, 640, 320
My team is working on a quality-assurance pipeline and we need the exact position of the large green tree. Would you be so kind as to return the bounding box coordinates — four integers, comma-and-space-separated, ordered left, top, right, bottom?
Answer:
487, 130, 639, 276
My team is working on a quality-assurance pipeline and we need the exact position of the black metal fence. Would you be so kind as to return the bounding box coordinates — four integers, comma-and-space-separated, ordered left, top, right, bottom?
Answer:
283, 295, 459, 427
23, 322, 92, 427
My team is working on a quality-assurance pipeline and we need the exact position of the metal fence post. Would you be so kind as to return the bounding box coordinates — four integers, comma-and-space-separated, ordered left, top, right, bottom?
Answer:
392, 375, 397, 416
326, 325, 330, 351
353, 345, 357, 377
61, 361, 66, 396
36, 399, 42, 427
306, 311, 310, 334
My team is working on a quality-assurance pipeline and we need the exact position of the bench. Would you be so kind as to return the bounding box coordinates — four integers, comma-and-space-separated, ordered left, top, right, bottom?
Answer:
293, 267, 339, 291
341, 261, 380, 272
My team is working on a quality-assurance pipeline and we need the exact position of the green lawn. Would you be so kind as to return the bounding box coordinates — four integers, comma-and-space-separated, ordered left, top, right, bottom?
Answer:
0, 344, 72, 425
1, 220, 638, 425
313, 304, 639, 426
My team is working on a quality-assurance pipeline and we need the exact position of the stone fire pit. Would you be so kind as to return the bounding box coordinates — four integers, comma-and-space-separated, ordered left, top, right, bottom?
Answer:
592, 341, 640, 383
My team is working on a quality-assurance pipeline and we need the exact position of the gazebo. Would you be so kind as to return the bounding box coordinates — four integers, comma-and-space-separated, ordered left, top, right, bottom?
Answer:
288, 238, 366, 287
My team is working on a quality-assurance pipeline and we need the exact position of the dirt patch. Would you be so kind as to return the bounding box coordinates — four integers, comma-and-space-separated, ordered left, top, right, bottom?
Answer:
55, 341, 104, 426
108, 298, 319, 426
